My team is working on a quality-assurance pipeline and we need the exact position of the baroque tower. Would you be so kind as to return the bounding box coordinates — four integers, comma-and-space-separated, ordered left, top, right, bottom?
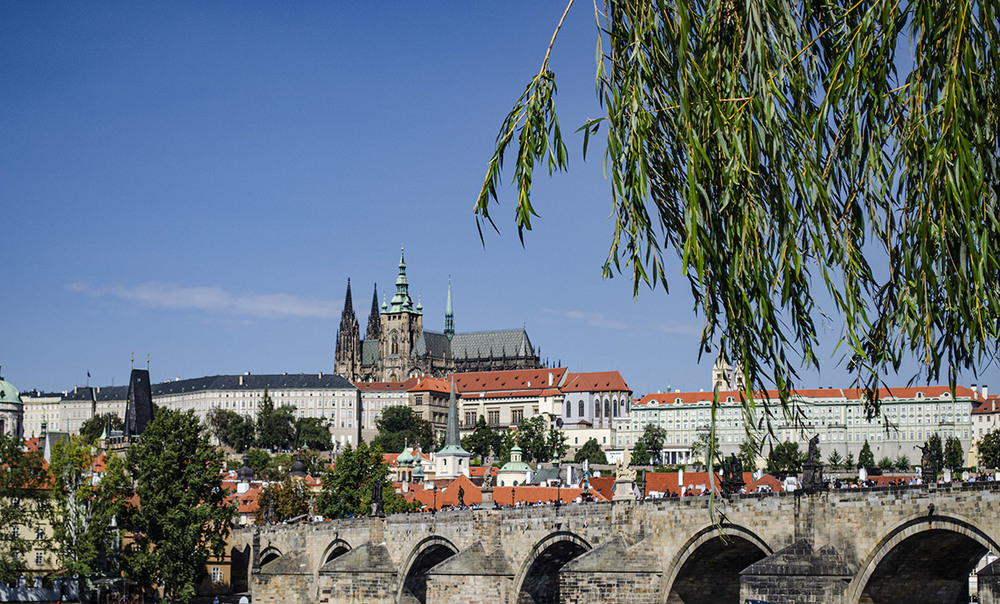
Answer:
378, 248, 423, 381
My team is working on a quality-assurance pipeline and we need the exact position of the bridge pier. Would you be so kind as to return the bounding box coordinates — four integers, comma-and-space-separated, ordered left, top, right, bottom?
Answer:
739, 540, 853, 604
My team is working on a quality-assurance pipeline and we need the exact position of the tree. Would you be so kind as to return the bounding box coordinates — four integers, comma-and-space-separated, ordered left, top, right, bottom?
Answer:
858, 441, 876, 470
371, 405, 435, 453
878, 457, 895, 472
255, 388, 296, 452
476, 2, 1000, 459
49, 438, 131, 599
207, 409, 255, 453
738, 438, 760, 472
844, 453, 856, 472
79, 413, 123, 443
246, 448, 271, 476
827, 450, 844, 471
462, 416, 501, 464
980, 430, 1000, 470
633, 424, 667, 466
574, 438, 607, 466
766, 441, 805, 475
513, 416, 552, 464
255, 477, 310, 525
547, 426, 569, 463
295, 417, 333, 451
690, 432, 721, 466
316, 442, 415, 519
927, 433, 945, 473
123, 409, 233, 603
944, 436, 965, 470
895, 455, 911, 472
0, 433, 48, 584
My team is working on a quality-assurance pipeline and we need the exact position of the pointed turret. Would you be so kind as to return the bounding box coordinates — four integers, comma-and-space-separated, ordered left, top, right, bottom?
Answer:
366, 283, 381, 340
436, 376, 470, 479
444, 278, 455, 339
335, 278, 362, 379
342, 278, 354, 318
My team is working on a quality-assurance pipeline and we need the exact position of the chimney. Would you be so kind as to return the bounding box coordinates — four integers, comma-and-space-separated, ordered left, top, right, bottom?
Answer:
984, 385, 989, 399
973, 384, 979, 399
239, 375, 244, 386
549, 372, 553, 386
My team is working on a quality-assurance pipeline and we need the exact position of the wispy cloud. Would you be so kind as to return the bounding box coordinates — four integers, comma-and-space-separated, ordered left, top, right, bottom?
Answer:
650, 321, 702, 337
67, 281, 340, 319
540, 308, 629, 330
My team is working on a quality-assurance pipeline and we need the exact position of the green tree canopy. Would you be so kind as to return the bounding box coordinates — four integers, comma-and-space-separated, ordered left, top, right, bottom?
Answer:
79, 413, 124, 443
462, 415, 503, 464
123, 409, 234, 603
316, 442, 415, 519
766, 441, 805, 475
371, 405, 435, 453
690, 432, 721, 466
827, 450, 844, 471
574, 438, 608, 465
927, 433, 945, 473
513, 416, 565, 464
207, 409, 255, 453
632, 424, 666, 466
895, 455, 911, 472
980, 430, 1000, 470
0, 433, 48, 584
858, 441, 876, 470
255, 477, 310, 525
738, 438, 760, 472
295, 417, 333, 451
476, 1, 1000, 463
944, 436, 965, 470
255, 388, 296, 452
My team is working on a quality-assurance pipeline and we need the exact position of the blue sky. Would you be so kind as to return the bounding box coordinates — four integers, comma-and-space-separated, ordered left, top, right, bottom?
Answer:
3, 3, 996, 398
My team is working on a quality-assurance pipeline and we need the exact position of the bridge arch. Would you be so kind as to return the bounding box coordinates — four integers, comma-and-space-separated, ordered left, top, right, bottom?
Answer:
660, 523, 771, 604
256, 546, 282, 569
512, 531, 591, 604
317, 538, 352, 572
847, 513, 1000, 604
396, 535, 459, 604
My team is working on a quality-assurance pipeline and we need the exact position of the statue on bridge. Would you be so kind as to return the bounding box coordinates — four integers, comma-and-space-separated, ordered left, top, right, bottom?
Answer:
722, 453, 745, 495
801, 434, 826, 494
371, 479, 385, 518
458, 485, 465, 508
918, 442, 937, 485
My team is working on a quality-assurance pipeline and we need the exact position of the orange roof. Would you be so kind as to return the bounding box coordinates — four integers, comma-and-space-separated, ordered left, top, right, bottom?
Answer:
587, 476, 616, 501
409, 376, 452, 394
468, 466, 498, 479
636, 385, 977, 407
644, 471, 784, 497
23, 437, 43, 452
354, 377, 419, 391
451, 368, 568, 396
974, 398, 1000, 414
562, 371, 631, 394
405, 477, 609, 510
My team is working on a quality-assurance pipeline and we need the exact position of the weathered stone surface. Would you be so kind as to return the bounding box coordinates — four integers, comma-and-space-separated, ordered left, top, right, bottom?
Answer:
234, 482, 1000, 604
740, 540, 853, 604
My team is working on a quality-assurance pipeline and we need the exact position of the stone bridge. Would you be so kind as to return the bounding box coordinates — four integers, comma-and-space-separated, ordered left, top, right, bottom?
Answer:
232, 481, 1000, 603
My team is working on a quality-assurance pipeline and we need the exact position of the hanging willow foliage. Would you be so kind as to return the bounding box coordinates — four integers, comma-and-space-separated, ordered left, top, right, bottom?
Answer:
476, 0, 1000, 446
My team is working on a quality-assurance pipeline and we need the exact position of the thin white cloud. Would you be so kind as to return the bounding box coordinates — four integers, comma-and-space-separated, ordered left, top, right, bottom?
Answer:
540, 308, 629, 330
650, 321, 703, 337
68, 281, 340, 319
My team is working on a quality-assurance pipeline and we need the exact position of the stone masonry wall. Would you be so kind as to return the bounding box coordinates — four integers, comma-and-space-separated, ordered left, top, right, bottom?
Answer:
425, 574, 512, 604
559, 572, 662, 604
317, 572, 398, 603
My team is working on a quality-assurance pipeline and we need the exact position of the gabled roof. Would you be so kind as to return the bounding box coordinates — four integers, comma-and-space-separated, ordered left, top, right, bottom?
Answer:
409, 376, 451, 394
562, 371, 631, 394
974, 398, 1000, 414
411, 331, 452, 358
452, 368, 568, 396
450, 329, 535, 360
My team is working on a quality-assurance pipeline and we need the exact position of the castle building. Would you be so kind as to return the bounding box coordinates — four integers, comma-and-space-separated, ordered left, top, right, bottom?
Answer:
334, 248, 540, 382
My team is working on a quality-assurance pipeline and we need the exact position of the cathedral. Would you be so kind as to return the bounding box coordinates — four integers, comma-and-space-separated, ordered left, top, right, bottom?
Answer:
335, 249, 540, 382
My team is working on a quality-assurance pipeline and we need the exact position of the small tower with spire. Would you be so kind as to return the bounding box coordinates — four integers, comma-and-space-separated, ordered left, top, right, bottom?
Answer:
366, 283, 381, 341
335, 278, 361, 379
444, 278, 455, 340
378, 247, 424, 381
435, 376, 470, 479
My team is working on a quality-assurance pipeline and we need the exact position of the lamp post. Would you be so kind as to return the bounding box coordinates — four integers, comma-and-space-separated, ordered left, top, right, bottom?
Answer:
554, 458, 561, 510
432, 484, 437, 515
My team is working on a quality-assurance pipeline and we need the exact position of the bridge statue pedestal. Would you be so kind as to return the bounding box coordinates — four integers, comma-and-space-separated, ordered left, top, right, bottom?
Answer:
613, 476, 637, 501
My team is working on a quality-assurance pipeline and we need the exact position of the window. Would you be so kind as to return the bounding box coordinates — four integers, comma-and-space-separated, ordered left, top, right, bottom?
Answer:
35, 552, 43, 566
212, 567, 223, 583
512, 409, 524, 424
604, 400, 611, 417
566, 402, 572, 417
579, 401, 585, 416
488, 411, 500, 425
35, 528, 44, 540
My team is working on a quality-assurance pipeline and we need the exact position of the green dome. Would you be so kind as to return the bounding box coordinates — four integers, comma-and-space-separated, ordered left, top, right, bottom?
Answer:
0, 379, 21, 405
397, 446, 415, 466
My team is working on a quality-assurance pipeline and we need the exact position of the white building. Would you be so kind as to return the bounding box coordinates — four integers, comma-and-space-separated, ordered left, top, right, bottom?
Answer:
559, 371, 632, 453
619, 385, 977, 465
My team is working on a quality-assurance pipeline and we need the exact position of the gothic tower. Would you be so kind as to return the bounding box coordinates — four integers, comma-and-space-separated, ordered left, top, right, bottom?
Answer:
444, 278, 455, 340
366, 283, 381, 341
378, 248, 423, 381
334, 279, 361, 379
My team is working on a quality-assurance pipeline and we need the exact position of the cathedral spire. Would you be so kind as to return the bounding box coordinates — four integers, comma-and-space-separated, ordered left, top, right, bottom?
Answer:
444, 277, 455, 340
342, 278, 355, 319
366, 283, 381, 340
437, 376, 470, 463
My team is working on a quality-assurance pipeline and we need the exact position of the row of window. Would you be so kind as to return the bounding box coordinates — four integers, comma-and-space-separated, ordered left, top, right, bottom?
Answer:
565, 398, 629, 419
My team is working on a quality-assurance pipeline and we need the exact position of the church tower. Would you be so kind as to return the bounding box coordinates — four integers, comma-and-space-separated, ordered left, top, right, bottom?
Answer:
335, 279, 361, 379
378, 248, 422, 381
366, 283, 381, 341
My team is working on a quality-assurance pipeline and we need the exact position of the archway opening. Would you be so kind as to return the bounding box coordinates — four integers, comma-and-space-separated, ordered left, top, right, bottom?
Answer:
667, 535, 767, 604
230, 545, 251, 593
860, 529, 987, 603
258, 549, 281, 569
517, 539, 589, 604
324, 544, 350, 565
401, 543, 456, 604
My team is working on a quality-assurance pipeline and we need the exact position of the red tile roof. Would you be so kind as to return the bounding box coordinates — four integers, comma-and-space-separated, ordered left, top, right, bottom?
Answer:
562, 371, 631, 394
354, 377, 419, 391
451, 368, 568, 396
974, 398, 1000, 414
636, 385, 977, 407
409, 377, 452, 394
644, 471, 784, 497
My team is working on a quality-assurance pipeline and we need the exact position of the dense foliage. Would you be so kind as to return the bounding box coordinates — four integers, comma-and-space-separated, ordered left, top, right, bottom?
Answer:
477, 0, 1000, 464
514, 415, 568, 464
462, 415, 505, 464
573, 438, 608, 465
124, 409, 233, 603
315, 442, 415, 518
255, 388, 296, 452
979, 430, 1000, 470
766, 441, 805, 475
371, 405, 435, 453
207, 409, 255, 453
631, 424, 666, 466
79, 412, 124, 443
0, 433, 48, 584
